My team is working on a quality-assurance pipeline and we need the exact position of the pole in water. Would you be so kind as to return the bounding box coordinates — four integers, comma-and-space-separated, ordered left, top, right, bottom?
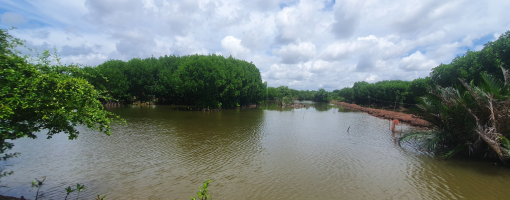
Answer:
347, 126, 350, 132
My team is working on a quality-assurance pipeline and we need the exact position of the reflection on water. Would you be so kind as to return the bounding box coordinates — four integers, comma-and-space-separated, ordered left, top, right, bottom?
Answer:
2, 102, 510, 199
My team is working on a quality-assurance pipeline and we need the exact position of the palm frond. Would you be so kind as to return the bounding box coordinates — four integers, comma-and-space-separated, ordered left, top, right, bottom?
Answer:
442, 144, 469, 159
481, 72, 510, 100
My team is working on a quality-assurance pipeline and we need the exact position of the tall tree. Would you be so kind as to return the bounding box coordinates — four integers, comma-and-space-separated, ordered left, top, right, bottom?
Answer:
0, 29, 121, 156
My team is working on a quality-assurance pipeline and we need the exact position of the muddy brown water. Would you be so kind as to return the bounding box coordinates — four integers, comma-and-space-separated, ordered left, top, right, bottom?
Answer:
1, 101, 510, 199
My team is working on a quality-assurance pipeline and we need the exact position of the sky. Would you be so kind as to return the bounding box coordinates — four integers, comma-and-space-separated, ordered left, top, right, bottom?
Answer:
1, 0, 509, 91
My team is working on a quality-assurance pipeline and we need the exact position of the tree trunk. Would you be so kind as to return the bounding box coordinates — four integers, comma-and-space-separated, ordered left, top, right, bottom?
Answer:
475, 126, 510, 165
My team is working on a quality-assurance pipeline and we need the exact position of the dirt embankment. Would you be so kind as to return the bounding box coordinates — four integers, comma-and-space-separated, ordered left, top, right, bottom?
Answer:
334, 101, 430, 128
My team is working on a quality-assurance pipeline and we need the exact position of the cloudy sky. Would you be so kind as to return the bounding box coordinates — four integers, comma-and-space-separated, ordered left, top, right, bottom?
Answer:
1, 0, 509, 90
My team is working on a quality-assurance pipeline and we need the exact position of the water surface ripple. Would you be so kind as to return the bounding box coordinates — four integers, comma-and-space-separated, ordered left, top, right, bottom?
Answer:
2, 102, 510, 199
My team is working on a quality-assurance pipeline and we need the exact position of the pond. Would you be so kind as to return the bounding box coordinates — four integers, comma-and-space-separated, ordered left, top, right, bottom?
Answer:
2, 101, 510, 199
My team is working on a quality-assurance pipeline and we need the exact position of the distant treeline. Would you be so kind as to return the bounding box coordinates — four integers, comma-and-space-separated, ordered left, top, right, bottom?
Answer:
79, 31, 509, 109
267, 78, 430, 107
78, 54, 267, 108
334, 78, 431, 107
268, 31, 510, 108
343, 31, 509, 107
267, 86, 330, 102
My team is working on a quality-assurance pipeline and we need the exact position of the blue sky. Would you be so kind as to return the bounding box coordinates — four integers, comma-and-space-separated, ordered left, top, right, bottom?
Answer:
1, 0, 509, 91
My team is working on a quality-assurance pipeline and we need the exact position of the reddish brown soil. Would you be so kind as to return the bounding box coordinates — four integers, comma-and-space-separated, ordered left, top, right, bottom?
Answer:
334, 101, 431, 128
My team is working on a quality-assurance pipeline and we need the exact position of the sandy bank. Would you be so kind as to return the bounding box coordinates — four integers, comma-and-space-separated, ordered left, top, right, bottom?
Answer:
334, 101, 430, 128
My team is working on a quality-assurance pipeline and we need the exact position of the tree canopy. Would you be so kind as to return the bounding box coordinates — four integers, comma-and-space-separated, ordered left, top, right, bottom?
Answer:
0, 29, 120, 155
430, 31, 510, 87
80, 54, 267, 109
329, 31, 510, 108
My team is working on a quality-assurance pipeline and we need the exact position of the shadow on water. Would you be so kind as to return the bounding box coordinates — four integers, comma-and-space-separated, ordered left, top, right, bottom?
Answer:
2, 103, 510, 199
257, 100, 293, 111
99, 106, 267, 199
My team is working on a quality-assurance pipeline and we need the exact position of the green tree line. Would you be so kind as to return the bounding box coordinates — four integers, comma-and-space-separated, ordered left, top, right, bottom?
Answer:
268, 31, 510, 163
78, 54, 267, 109
430, 32, 509, 87
266, 80, 427, 107
266, 86, 338, 103
330, 31, 510, 108
397, 31, 510, 163
338, 78, 431, 107
266, 78, 431, 108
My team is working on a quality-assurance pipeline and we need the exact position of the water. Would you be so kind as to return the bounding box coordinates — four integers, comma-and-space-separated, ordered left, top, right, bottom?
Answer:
2, 101, 510, 199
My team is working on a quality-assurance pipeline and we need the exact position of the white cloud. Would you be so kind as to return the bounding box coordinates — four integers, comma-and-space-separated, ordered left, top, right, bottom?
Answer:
400, 51, 438, 72
1, 12, 28, 25
274, 1, 330, 44
330, 0, 362, 39
221, 36, 250, 59
494, 32, 502, 40
365, 74, 378, 82
278, 42, 316, 64
1, 0, 509, 91
171, 35, 209, 56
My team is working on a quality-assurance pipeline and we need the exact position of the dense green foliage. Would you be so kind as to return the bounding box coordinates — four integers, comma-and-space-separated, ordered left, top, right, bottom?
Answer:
271, 86, 294, 105
3, 25, 510, 166
267, 79, 430, 108
271, 32, 510, 111
322, 31, 510, 162
396, 31, 510, 163
331, 31, 510, 108
400, 71, 510, 162
335, 88, 354, 103
268, 86, 303, 101
330, 78, 432, 108
0, 29, 120, 156
430, 31, 510, 87
314, 88, 329, 102
267, 86, 339, 103
80, 55, 267, 109
267, 77, 431, 108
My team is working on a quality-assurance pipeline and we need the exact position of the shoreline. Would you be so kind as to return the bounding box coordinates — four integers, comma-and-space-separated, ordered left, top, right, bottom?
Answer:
333, 101, 430, 128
